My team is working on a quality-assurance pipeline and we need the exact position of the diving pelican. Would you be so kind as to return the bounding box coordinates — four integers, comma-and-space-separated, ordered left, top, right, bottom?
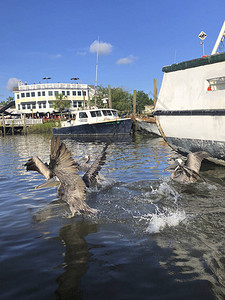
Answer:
24, 136, 108, 215
164, 151, 210, 183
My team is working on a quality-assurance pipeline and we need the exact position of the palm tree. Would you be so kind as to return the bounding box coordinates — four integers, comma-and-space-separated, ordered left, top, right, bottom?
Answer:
52, 93, 71, 119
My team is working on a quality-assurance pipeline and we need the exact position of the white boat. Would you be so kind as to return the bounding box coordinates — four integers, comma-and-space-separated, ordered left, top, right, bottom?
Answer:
154, 21, 225, 164
52, 108, 133, 136
136, 117, 161, 136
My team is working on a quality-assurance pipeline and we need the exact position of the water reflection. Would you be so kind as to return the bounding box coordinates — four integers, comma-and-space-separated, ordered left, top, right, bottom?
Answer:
55, 220, 97, 299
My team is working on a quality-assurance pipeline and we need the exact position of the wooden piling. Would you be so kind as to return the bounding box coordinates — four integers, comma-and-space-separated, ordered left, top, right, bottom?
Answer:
23, 115, 27, 135
133, 90, 136, 116
11, 120, 14, 135
2, 113, 5, 136
108, 84, 112, 108
153, 78, 157, 107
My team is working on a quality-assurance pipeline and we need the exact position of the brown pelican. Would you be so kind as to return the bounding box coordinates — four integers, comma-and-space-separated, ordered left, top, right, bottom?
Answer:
24, 136, 107, 216
164, 151, 210, 183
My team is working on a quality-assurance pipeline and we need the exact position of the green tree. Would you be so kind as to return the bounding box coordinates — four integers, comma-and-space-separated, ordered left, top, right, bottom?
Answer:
52, 94, 70, 118
0, 96, 14, 106
136, 91, 153, 113
90, 85, 108, 108
111, 87, 132, 113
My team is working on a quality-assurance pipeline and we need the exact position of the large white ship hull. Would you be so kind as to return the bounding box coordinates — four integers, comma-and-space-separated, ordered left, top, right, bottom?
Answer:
154, 51, 225, 163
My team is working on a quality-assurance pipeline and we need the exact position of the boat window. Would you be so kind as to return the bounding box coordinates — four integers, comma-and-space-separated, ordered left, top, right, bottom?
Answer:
112, 110, 118, 116
91, 110, 102, 117
79, 112, 88, 118
104, 110, 112, 116
207, 76, 225, 91
102, 110, 112, 116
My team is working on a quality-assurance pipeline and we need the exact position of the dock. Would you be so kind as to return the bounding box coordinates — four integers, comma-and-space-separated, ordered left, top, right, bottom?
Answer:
0, 117, 43, 135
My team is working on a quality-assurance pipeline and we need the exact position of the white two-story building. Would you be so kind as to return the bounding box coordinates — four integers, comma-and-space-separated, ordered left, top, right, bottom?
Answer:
13, 81, 95, 116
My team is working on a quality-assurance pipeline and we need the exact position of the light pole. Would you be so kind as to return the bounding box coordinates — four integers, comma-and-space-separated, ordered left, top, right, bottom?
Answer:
198, 31, 207, 56
43, 77, 51, 83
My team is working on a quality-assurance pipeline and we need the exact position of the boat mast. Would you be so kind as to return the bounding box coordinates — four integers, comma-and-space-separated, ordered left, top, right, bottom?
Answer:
211, 21, 225, 55
94, 38, 99, 106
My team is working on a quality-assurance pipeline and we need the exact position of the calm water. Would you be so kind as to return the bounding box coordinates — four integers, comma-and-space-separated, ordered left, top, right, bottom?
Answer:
0, 134, 225, 300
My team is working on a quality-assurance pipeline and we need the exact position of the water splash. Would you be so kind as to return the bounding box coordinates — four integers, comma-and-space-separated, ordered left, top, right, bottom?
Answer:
146, 209, 186, 234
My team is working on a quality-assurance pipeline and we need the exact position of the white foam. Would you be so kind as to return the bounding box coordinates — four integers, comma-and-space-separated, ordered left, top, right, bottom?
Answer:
146, 210, 186, 234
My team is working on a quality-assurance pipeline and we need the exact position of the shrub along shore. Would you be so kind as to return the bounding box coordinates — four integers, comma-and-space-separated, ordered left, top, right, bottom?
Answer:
27, 120, 60, 134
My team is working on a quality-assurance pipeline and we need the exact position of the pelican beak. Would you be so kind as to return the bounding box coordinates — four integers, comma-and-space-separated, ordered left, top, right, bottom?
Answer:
163, 162, 179, 172
35, 177, 59, 189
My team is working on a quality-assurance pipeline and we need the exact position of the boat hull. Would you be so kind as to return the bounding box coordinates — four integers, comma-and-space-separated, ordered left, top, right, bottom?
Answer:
155, 113, 225, 162
52, 118, 133, 136
154, 51, 225, 163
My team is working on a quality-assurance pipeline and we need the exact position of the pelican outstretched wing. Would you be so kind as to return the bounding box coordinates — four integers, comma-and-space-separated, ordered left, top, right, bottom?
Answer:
49, 137, 96, 215
82, 144, 108, 188
24, 156, 52, 180
186, 151, 210, 173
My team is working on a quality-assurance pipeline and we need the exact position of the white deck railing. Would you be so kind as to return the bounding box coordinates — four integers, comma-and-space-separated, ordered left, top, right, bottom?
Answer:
0, 119, 43, 126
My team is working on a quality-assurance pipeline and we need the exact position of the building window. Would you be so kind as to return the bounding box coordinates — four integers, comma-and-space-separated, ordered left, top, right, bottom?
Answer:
67, 91, 70, 96
49, 102, 52, 108
54, 91, 59, 96
62, 91, 65, 95
73, 101, 77, 107
27, 104, 31, 109
32, 104, 36, 109
42, 91, 45, 96
43, 102, 46, 108
39, 103, 42, 109
22, 104, 26, 109
21, 93, 25, 98
18, 104, 20, 110
38, 92, 41, 97
78, 91, 81, 96
17, 94, 20, 99
82, 91, 86, 96
78, 101, 82, 107
31, 92, 35, 97
48, 91, 53, 96
72, 91, 76, 96
26, 92, 30, 97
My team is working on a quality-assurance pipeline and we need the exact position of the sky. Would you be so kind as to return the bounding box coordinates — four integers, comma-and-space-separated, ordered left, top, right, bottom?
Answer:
1, 0, 225, 101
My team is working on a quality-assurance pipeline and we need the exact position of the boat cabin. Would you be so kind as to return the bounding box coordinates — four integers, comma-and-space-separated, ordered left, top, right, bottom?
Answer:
61, 108, 119, 127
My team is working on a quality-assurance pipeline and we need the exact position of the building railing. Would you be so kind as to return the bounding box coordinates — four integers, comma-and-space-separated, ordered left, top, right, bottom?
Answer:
18, 83, 90, 91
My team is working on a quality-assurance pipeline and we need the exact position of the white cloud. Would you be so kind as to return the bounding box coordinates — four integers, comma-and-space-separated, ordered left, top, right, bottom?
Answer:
51, 54, 62, 59
116, 55, 138, 65
6, 78, 21, 91
89, 40, 112, 55
76, 51, 87, 56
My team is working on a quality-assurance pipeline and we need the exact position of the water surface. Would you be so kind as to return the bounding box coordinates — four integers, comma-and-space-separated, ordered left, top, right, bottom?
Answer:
0, 134, 224, 299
